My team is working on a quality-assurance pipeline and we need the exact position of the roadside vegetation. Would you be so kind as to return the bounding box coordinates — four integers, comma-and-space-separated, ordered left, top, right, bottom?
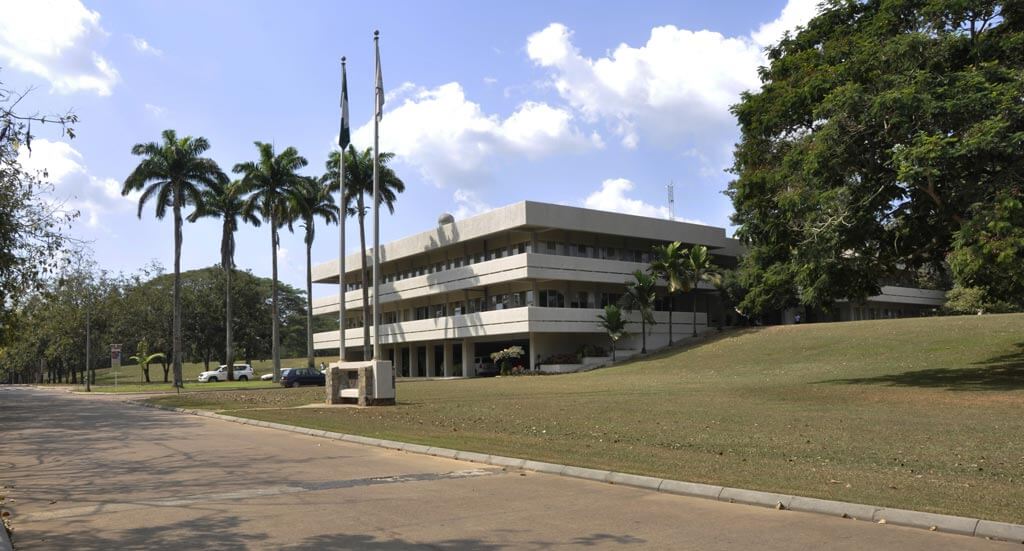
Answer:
151, 314, 1024, 523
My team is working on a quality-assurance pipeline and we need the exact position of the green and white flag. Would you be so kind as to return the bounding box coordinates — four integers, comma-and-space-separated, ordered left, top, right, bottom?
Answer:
339, 59, 350, 148
375, 33, 384, 121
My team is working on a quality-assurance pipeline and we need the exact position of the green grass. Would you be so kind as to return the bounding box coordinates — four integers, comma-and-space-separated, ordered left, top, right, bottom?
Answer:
148, 314, 1024, 523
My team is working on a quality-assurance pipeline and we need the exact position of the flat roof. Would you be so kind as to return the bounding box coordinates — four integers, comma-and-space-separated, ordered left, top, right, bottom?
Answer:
312, 200, 741, 282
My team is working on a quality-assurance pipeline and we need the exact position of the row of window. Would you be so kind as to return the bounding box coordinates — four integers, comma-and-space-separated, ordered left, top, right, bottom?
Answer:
340, 289, 701, 328
342, 240, 661, 291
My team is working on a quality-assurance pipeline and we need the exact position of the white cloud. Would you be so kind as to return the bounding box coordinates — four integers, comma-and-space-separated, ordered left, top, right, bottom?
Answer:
451, 189, 491, 220
130, 35, 163, 56
584, 178, 672, 220
352, 82, 600, 189
0, 0, 120, 95
144, 103, 166, 118
17, 139, 136, 227
751, 0, 820, 48
525, 0, 819, 149
483, 76, 498, 85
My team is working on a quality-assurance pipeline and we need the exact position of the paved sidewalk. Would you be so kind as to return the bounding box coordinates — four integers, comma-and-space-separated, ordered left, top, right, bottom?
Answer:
0, 387, 1017, 550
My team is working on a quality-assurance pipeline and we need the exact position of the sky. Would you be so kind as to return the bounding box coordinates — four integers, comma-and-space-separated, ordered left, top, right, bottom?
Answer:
1, 0, 818, 292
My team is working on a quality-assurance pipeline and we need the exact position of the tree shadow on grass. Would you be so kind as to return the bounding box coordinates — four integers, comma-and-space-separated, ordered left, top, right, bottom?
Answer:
820, 342, 1024, 391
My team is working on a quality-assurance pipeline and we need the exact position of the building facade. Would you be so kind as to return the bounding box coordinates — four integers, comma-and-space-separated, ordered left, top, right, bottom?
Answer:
310, 201, 943, 377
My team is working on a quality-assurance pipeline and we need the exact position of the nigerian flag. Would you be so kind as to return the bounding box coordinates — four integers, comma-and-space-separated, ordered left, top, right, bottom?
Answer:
338, 59, 350, 148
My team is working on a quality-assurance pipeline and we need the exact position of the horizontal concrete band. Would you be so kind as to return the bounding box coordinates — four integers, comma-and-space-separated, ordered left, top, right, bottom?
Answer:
130, 401, 1024, 544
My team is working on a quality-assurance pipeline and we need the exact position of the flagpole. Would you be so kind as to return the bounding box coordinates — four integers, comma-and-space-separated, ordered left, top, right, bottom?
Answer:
372, 29, 382, 361
337, 56, 348, 363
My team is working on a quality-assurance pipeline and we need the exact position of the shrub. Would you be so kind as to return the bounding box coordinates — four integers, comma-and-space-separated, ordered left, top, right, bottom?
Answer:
543, 353, 581, 364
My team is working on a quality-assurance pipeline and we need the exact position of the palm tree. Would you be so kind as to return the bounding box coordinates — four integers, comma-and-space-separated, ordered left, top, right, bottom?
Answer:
188, 176, 261, 380
649, 241, 688, 346
286, 176, 339, 369
683, 245, 721, 337
597, 304, 629, 361
122, 129, 224, 388
128, 339, 165, 385
324, 146, 405, 360
620, 270, 658, 354
234, 142, 308, 382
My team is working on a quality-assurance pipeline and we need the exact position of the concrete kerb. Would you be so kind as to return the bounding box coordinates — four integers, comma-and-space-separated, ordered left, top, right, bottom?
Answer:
122, 400, 1024, 544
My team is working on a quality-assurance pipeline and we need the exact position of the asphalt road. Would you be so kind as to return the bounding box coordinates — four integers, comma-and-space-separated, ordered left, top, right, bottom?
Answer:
0, 387, 1017, 550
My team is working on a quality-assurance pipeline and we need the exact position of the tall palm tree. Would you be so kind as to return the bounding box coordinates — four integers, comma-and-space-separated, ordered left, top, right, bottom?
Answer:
234, 142, 308, 382
122, 129, 224, 388
189, 176, 261, 380
683, 245, 721, 337
649, 241, 688, 346
620, 270, 658, 354
324, 146, 405, 360
286, 176, 339, 369
596, 304, 628, 361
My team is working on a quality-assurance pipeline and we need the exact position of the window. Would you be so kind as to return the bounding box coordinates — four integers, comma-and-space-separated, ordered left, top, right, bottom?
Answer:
539, 290, 565, 308
415, 306, 430, 320
433, 305, 447, 318
571, 291, 590, 309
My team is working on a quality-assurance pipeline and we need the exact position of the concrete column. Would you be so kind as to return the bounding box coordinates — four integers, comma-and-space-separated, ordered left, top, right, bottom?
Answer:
443, 341, 453, 377
425, 343, 435, 377
410, 345, 420, 377
462, 340, 474, 378
529, 333, 537, 371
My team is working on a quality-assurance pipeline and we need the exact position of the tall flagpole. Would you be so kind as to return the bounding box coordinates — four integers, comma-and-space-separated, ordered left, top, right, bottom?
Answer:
372, 30, 383, 360
337, 57, 349, 363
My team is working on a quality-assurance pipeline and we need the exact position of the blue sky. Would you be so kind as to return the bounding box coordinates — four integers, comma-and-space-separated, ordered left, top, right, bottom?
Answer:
2, 0, 816, 290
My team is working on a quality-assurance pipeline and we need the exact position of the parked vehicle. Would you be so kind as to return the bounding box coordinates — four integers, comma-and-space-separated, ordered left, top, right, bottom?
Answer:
280, 367, 325, 388
260, 368, 291, 381
197, 364, 254, 383
474, 356, 499, 377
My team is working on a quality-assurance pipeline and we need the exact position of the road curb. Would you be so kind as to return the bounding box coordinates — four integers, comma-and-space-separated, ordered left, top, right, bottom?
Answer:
128, 400, 1024, 544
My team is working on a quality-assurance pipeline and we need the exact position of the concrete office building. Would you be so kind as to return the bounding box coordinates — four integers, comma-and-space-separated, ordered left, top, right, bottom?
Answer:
310, 201, 943, 377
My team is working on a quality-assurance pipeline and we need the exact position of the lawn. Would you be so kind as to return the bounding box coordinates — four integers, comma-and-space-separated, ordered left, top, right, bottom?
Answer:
148, 314, 1024, 523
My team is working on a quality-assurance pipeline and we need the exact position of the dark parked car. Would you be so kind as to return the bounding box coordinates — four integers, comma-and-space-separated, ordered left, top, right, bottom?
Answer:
281, 367, 326, 388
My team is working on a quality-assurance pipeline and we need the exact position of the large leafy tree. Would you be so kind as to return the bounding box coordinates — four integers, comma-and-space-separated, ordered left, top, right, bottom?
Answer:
235, 142, 307, 381
620, 270, 657, 354
122, 129, 224, 388
324, 146, 405, 359
0, 77, 79, 339
286, 176, 339, 369
949, 191, 1024, 310
189, 177, 260, 380
728, 1, 1023, 315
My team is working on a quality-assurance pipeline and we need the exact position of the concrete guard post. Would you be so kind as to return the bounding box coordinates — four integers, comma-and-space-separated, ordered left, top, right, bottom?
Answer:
326, 360, 395, 406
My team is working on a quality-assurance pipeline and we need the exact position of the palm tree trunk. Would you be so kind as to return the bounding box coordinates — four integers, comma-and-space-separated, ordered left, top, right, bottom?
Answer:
641, 318, 647, 354
305, 231, 315, 369
172, 199, 184, 389
692, 290, 698, 338
225, 264, 234, 381
668, 294, 674, 345
358, 194, 371, 360
271, 218, 282, 382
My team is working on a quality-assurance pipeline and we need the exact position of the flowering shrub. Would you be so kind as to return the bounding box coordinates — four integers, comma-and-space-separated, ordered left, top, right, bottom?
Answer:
491, 345, 525, 375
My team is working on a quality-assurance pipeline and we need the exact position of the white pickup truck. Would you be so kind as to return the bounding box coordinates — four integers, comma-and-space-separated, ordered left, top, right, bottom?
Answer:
197, 364, 254, 382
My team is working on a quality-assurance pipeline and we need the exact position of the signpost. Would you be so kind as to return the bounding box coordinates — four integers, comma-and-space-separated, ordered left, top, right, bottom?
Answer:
111, 344, 122, 388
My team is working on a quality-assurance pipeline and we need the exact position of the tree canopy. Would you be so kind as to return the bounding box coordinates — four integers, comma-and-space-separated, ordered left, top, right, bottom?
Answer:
727, 0, 1023, 315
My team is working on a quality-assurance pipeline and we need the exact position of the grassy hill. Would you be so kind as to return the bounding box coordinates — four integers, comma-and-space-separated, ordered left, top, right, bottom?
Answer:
151, 314, 1024, 522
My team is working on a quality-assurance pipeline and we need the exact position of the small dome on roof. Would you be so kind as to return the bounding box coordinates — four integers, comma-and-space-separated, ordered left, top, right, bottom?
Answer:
438, 212, 455, 225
